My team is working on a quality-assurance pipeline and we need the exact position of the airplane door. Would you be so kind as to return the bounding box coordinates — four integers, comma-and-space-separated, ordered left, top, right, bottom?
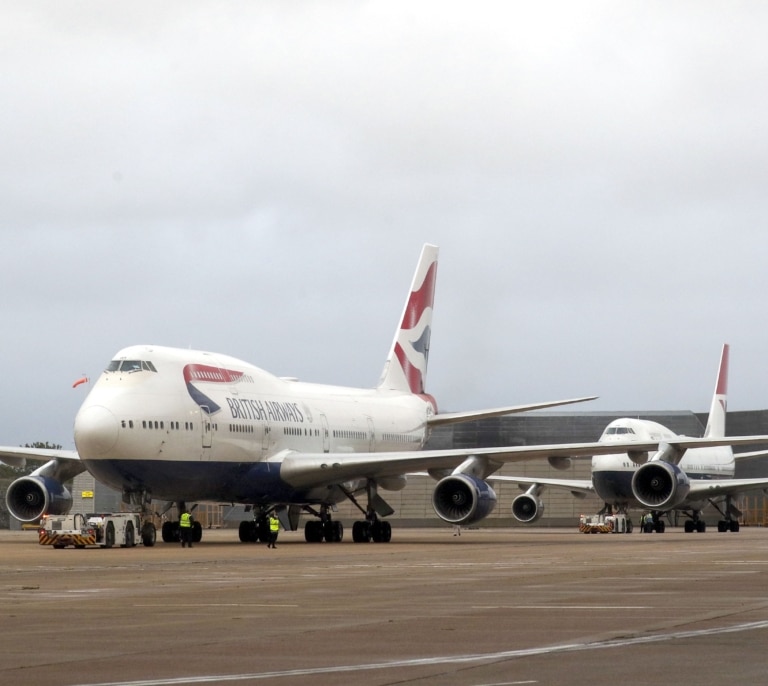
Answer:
262, 421, 271, 453
320, 414, 330, 453
367, 417, 375, 452
200, 407, 213, 449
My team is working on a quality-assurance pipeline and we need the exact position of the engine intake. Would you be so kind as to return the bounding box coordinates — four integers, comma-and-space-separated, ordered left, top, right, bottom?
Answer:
512, 493, 545, 523
431, 474, 497, 525
631, 461, 690, 509
5, 476, 73, 522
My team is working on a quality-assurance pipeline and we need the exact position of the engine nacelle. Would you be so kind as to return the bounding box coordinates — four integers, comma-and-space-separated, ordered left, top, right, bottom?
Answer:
631, 460, 691, 509
5, 476, 73, 522
511, 493, 545, 523
431, 474, 497, 525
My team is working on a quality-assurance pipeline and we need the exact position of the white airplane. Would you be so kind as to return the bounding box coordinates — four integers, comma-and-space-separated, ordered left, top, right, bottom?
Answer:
505, 344, 768, 533
3, 247, 768, 544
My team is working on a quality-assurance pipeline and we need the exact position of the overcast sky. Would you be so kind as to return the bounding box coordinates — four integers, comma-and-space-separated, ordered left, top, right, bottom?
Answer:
2, 2, 768, 449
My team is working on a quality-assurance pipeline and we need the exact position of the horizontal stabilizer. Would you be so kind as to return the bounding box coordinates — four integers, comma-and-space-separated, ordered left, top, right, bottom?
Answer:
427, 396, 598, 427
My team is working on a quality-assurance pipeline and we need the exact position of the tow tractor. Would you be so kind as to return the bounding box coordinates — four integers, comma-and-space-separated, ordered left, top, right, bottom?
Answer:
38, 513, 156, 548
578, 513, 632, 534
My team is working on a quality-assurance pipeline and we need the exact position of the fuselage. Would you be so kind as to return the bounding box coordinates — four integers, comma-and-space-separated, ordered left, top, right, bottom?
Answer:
73, 345, 435, 505
591, 417, 735, 509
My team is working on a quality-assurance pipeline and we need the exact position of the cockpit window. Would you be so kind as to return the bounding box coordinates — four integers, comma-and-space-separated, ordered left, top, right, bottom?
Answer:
105, 360, 158, 373
605, 426, 635, 435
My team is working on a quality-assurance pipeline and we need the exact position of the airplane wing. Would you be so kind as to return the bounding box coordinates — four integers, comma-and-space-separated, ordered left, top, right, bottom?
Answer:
428, 396, 597, 426
0, 446, 80, 468
733, 449, 768, 460
0, 447, 83, 482
276, 435, 768, 489
688, 477, 768, 499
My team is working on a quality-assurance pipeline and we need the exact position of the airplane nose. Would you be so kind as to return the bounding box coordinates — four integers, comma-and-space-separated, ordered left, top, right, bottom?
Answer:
74, 405, 119, 456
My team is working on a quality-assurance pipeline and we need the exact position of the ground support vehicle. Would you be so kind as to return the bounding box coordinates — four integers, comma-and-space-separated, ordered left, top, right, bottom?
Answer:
578, 513, 632, 534
38, 513, 156, 548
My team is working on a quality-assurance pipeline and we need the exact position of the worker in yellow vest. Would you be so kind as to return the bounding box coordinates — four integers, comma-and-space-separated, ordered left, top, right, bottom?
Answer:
268, 513, 280, 549
179, 510, 194, 548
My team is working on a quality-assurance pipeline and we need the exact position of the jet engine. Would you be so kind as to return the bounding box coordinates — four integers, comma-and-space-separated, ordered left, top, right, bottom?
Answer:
5, 475, 73, 522
631, 461, 691, 510
431, 474, 497, 525
511, 493, 545, 523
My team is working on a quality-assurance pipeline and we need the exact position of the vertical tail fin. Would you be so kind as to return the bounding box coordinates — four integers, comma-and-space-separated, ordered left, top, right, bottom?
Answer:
704, 344, 729, 438
378, 244, 439, 394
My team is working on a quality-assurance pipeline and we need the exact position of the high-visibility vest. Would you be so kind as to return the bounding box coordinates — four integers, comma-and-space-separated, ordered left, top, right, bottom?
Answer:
180, 513, 192, 528
269, 517, 279, 532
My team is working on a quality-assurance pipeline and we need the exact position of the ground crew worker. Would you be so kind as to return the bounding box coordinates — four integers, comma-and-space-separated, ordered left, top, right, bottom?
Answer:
179, 510, 194, 548
268, 513, 279, 549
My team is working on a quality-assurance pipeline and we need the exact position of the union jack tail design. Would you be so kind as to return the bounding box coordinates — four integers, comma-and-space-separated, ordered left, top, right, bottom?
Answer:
704, 343, 729, 438
378, 244, 438, 397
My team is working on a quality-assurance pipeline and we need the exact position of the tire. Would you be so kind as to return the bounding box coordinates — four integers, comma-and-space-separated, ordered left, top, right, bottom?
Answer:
304, 520, 323, 543
162, 521, 179, 543
192, 521, 203, 543
730, 520, 740, 533
256, 519, 270, 542
323, 520, 343, 542
105, 521, 115, 548
379, 521, 392, 542
371, 520, 391, 543
352, 521, 371, 543
123, 521, 135, 548
239, 520, 257, 543
141, 523, 156, 547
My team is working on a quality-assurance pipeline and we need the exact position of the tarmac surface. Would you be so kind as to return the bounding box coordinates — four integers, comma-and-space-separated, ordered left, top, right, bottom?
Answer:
1, 525, 767, 686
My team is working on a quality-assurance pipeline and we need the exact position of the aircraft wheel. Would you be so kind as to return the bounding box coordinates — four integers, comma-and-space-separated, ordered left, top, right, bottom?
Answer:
352, 521, 371, 543
162, 521, 179, 543
371, 520, 391, 542
684, 521, 695, 533
141, 523, 156, 547
304, 520, 323, 543
192, 521, 203, 543
730, 520, 740, 532
256, 519, 270, 542
696, 521, 706, 533
717, 520, 728, 533
239, 520, 256, 543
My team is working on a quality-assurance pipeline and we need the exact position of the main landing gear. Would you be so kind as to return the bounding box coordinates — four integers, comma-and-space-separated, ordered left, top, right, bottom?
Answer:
640, 511, 666, 533
301, 479, 395, 543
160, 501, 203, 544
